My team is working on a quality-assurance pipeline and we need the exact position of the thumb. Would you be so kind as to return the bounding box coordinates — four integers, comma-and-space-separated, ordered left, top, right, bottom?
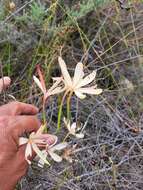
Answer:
0, 77, 11, 93
11, 116, 40, 142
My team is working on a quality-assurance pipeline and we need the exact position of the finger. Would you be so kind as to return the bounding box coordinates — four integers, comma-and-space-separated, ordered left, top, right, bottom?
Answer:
0, 101, 39, 116
15, 146, 29, 177
10, 116, 40, 140
0, 77, 11, 93
18, 145, 36, 165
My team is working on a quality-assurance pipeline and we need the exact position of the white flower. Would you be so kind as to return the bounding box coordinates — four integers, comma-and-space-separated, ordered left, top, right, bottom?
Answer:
19, 125, 57, 165
38, 142, 68, 167
63, 117, 84, 138
58, 56, 103, 99
33, 66, 64, 100
47, 142, 68, 162
33, 75, 63, 100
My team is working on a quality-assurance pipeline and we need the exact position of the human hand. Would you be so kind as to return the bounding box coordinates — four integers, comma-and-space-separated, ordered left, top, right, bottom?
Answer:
0, 101, 40, 190
0, 78, 55, 190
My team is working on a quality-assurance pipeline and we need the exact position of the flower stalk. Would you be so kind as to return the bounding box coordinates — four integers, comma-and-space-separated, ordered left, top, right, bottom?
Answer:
66, 91, 73, 122
57, 90, 68, 131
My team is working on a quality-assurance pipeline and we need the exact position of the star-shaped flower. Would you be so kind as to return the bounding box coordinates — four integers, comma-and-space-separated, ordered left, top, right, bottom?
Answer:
63, 117, 84, 138
58, 57, 102, 99
33, 75, 63, 100
38, 141, 68, 167
33, 66, 64, 101
19, 125, 57, 164
47, 142, 68, 162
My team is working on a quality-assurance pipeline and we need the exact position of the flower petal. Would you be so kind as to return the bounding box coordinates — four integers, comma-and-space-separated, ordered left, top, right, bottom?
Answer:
31, 143, 50, 165
48, 150, 63, 162
38, 150, 48, 168
76, 70, 96, 88
63, 117, 72, 132
73, 62, 84, 87
75, 133, 84, 139
37, 65, 47, 92
78, 87, 103, 95
36, 124, 46, 135
46, 87, 64, 98
63, 117, 68, 125
33, 134, 58, 147
33, 75, 46, 94
50, 142, 68, 151
74, 90, 86, 99
19, 137, 28, 145
52, 77, 63, 81
58, 57, 72, 87
25, 143, 32, 164
49, 77, 62, 92
70, 122, 77, 134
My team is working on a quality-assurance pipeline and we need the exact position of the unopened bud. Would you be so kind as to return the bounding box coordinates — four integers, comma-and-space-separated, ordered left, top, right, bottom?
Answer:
9, 2, 16, 10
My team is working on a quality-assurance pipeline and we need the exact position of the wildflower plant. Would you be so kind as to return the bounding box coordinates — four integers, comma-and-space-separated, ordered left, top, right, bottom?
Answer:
19, 56, 102, 166
63, 117, 84, 139
38, 142, 68, 167
19, 124, 57, 165
57, 56, 102, 129
58, 56, 102, 99
33, 65, 64, 125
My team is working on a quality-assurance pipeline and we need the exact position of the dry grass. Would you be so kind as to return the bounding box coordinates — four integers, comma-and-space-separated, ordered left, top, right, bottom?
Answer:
0, 1, 143, 190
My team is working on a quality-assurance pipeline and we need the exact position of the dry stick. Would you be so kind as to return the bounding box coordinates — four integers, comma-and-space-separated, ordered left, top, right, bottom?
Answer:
63, 132, 70, 142
3, 0, 35, 23
64, 154, 141, 185
96, 55, 142, 71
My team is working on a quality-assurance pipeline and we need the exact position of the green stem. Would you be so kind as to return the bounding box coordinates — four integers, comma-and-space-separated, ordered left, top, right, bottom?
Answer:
66, 91, 73, 122
57, 91, 68, 132
42, 97, 47, 132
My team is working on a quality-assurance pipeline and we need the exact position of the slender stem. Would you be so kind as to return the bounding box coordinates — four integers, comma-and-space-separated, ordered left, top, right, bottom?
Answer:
63, 132, 70, 142
42, 97, 47, 132
66, 91, 73, 122
57, 91, 68, 132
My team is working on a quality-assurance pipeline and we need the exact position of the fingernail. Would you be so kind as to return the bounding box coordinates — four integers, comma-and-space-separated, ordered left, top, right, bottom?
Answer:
0, 77, 11, 93
3, 77, 11, 86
